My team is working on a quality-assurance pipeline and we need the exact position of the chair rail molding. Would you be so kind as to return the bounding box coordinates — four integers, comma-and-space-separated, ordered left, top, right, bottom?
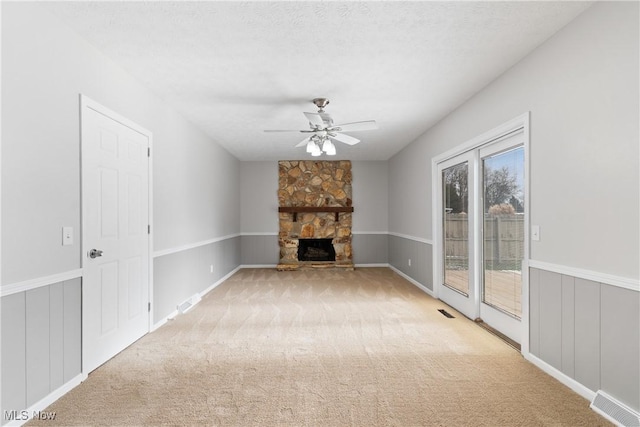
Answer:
528, 259, 639, 292
1, 269, 83, 297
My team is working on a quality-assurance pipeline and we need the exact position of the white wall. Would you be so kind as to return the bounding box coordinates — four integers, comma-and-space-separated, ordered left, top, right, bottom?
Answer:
239, 160, 388, 235
1, 2, 240, 285
351, 161, 388, 234
389, 1, 639, 280
240, 161, 279, 234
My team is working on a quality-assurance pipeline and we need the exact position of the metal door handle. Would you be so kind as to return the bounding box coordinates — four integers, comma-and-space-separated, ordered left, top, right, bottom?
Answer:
89, 249, 103, 259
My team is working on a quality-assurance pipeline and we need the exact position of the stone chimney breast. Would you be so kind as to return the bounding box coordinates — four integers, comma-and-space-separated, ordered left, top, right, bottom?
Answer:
277, 160, 353, 270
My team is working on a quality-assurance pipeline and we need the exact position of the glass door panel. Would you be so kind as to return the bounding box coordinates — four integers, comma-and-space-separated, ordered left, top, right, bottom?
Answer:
438, 151, 478, 321
481, 146, 524, 319
443, 162, 469, 295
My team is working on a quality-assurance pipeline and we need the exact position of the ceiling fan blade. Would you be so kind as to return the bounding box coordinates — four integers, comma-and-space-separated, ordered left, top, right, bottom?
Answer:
304, 112, 326, 129
332, 120, 377, 132
295, 137, 311, 148
264, 129, 305, 133
330, 132, 360, 146
318, 112, 334, 126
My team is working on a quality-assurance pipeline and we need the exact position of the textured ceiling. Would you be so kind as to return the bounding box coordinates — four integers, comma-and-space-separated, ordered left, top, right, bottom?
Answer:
44, 1, 592, 161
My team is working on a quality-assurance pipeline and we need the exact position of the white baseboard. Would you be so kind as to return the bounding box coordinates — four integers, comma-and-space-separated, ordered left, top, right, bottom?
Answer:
523, 351, 596, 402
389, 265, 435, 297
3, 374, 83, 426
355, 263, 390, 268
151, 309, 178, 331
151, 266, 242, 331
201, 266, 242, 296
239, 264, 278, 269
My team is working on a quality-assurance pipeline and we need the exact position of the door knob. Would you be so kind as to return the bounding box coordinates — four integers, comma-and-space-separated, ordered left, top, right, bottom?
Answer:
89, 249, 103, 259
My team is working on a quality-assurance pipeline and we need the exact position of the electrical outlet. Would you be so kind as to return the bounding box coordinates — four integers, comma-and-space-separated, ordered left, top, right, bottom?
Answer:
210, 264, 214, 273
408, 259, 412, 267
62, 226, 73, 246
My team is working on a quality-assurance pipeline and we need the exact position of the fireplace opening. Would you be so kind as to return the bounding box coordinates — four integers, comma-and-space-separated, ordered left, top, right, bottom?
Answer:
298, 238, 336, 262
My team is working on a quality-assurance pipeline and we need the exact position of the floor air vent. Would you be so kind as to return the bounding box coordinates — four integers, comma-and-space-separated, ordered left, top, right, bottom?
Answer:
438, 309, 455, 318
591, 390, 640, 426
177, 294, 201, 314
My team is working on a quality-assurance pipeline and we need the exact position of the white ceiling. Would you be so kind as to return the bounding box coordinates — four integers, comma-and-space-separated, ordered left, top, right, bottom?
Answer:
44, 1, 592, 161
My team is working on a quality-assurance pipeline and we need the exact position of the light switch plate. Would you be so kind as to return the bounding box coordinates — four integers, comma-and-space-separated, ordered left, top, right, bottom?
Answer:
531, 225, 540, 241
62, 226, 73, 245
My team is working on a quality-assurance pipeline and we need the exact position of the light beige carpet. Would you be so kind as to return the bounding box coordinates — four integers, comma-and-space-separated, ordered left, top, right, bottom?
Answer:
30, 268, 610, 426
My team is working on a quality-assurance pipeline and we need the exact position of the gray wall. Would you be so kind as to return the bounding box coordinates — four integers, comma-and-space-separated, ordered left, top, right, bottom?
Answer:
387, 0, 639, 412
240, 162, 279, 234
154, 237, 241, 323
352, 234, 388, 265
351, 161, 388, 234
1, 279, 81, 417
1, 2, 241, 417
389, 1, 639, 280
389, 235, 432, 291
2, 1, 240, 286
241, 234, 279, 266
530, 268, 639, 412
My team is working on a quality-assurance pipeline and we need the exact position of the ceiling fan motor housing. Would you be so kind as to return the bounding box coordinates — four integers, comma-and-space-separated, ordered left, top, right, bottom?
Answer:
313, 97, 330, 112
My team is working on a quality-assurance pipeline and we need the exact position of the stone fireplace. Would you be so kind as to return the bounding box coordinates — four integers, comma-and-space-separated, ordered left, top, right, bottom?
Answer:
277, 160, 354, 270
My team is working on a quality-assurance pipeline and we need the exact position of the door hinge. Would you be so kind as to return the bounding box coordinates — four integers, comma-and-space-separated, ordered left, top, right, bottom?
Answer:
147, 147, 151, 157
148, 302, 151, 312
148, 225, 151, 234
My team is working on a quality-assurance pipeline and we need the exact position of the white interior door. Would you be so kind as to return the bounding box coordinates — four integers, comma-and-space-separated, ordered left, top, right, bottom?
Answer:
81, 96, 151, 374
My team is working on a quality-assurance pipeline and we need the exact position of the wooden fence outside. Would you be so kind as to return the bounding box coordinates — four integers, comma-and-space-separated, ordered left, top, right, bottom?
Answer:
444, 214, 524, 268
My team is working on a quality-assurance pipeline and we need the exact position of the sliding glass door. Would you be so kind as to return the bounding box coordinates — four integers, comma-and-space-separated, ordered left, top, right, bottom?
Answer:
436, 130, 526, 343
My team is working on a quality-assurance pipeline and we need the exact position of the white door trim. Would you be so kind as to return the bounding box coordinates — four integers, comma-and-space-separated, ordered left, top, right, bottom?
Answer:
79, 94, 154, 375
431, 112, 530, 352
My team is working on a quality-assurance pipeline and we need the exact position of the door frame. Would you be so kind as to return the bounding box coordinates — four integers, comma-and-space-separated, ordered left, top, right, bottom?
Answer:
431, 112, 530, 353
79, 94, 154, 377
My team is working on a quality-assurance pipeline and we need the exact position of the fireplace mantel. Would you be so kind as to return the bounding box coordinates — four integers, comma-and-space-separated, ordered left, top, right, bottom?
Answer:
278, 206, 354, 222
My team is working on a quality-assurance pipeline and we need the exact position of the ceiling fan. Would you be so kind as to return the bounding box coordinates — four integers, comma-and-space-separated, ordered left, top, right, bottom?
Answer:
264, 98, 377, 156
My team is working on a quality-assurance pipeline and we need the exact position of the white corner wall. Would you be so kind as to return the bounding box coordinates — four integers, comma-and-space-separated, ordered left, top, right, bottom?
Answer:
240, 161, 279, 234
1, 2, 240, 285
390, 1, 639, 280
351, 161, 388, 234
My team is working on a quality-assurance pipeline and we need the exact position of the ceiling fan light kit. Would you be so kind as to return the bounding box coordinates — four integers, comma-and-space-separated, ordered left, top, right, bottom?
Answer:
265, 98, 377, 157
